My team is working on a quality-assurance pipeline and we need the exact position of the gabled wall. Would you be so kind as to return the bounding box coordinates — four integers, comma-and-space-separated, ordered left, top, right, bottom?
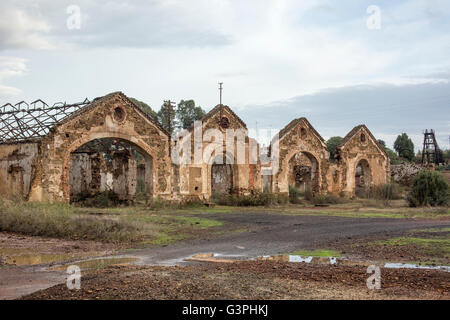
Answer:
175, 105, 262, 200
27, 92, 171, 202
273, 118, 330, 194
335, 126, 390, 195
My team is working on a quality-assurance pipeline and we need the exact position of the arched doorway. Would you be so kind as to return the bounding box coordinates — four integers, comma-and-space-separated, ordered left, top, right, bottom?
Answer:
69, 138, 153, 204
355, 159, 371, 196
288, 152, 319, 192
211, 155, 233, 196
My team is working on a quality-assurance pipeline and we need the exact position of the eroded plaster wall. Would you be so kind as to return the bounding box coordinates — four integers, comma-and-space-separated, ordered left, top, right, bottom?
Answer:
176, 106, 262, 201
274, 119, 330, 195
0, 142, 39, 199
28, 92, 171, 202
335, 127, 390, 195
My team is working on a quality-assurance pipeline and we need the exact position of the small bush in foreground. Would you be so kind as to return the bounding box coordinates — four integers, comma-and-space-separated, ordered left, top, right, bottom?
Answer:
407, 170, 449, 207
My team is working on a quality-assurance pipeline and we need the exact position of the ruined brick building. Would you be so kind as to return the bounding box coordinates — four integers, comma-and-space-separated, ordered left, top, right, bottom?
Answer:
0, 92, 390, 203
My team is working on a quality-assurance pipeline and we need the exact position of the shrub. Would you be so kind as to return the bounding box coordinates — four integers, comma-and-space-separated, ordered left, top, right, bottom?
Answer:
369, 183, 403, 200
211, 192, 287, 207
435, 164, 450, 171
407, 170, 449, 207
312, 194, 341, 205
355, 183, 403, 201
289, 185, 302, 204
72, 190, 122, 208
303, 188, 314, 201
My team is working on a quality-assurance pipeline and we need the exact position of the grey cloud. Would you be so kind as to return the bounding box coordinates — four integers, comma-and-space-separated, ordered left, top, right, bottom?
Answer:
0, 0, 233, 50
239, 81, 450, 149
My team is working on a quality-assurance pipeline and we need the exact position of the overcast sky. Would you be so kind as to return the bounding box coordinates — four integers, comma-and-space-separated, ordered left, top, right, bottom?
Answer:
0, 0, 449, 150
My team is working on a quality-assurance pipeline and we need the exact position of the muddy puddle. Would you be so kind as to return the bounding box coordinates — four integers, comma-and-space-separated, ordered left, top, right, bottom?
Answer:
49, 257, 138, 271
1, 252, 83, 266
185, 253, 450, 272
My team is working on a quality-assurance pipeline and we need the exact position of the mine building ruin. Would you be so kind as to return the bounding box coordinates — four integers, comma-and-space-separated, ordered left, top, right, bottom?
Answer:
0, 91, 390, 203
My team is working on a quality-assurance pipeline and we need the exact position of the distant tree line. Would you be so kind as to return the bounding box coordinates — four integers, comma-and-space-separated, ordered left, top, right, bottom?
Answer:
130, 97, 449, 165
130, 98, 206, 133
326, 132, 449, 165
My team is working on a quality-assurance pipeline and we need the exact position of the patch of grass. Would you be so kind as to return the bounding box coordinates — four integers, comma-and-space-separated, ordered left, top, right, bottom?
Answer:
0, 200, 144, 243
123, 212, 225, 246
410, 227, 450, 233
173, 216, 223, 229
0, 199, 229, 246
373, 237, 450, 257
287, 249, 342, 257
377, 237, 450, 247
279, 205, 450, 219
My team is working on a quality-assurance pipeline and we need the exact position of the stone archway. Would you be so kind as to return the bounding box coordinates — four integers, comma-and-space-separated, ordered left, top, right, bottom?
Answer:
355, 158, 371, 196
61, 132, 158, 203
68, 137, 154, 204
287, 151, 319, 193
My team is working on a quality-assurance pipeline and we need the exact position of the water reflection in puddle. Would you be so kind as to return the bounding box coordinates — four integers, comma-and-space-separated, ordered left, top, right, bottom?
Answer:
50, 257, 138, 271
257, 254, 450, 272
183, 252, 450, 272
260, 255, 335, 265
384, 262, 450, 272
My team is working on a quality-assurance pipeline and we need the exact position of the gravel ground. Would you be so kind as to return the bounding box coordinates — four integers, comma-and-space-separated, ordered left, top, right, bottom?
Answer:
2, 210, 450, 300
23, 261, 449, 300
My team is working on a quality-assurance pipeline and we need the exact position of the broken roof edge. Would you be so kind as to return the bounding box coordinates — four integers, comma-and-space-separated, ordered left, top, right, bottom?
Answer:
274, 117, 326, 145
337, 124, 389, 158
53, 91, 171, 138
185, 104, 248, 133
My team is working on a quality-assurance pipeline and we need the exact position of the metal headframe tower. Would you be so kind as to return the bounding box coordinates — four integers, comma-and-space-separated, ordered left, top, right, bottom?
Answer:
421, 129, 444, 165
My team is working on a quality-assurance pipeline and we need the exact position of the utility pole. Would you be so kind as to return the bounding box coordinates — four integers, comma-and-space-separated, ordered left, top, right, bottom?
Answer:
219, 82, 223, 106
163, 100, 176, 135
164, 100, 176, 156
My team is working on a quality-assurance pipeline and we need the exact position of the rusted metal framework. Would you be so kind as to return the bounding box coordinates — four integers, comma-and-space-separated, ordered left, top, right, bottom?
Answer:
422, 129, 444, 165
0, 98, 91, 143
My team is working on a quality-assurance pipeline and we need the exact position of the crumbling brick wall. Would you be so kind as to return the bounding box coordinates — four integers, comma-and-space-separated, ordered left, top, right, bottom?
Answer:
274, 118, 330, 195
176, 105, 262, 201
334, 126, 390, 196
27, 92, 171, 203
0, 142, 39, 199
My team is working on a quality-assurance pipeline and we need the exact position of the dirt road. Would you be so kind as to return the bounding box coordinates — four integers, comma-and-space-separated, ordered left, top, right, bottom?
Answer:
127, 212, 450, 265
2, 211, 450, 299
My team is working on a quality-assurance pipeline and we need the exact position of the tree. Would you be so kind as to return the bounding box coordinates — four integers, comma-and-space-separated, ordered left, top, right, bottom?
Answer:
326, 136, 343, 161
414, 150, 423, 164
129, 97, 157, 119
176, 99, 206, 130
386, 148, 401, 165
443, 149, 450, 164
394, 133, 415, 161
377, 139, 386, 148
376, 138, 401, 165
157, 101, 177, 134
